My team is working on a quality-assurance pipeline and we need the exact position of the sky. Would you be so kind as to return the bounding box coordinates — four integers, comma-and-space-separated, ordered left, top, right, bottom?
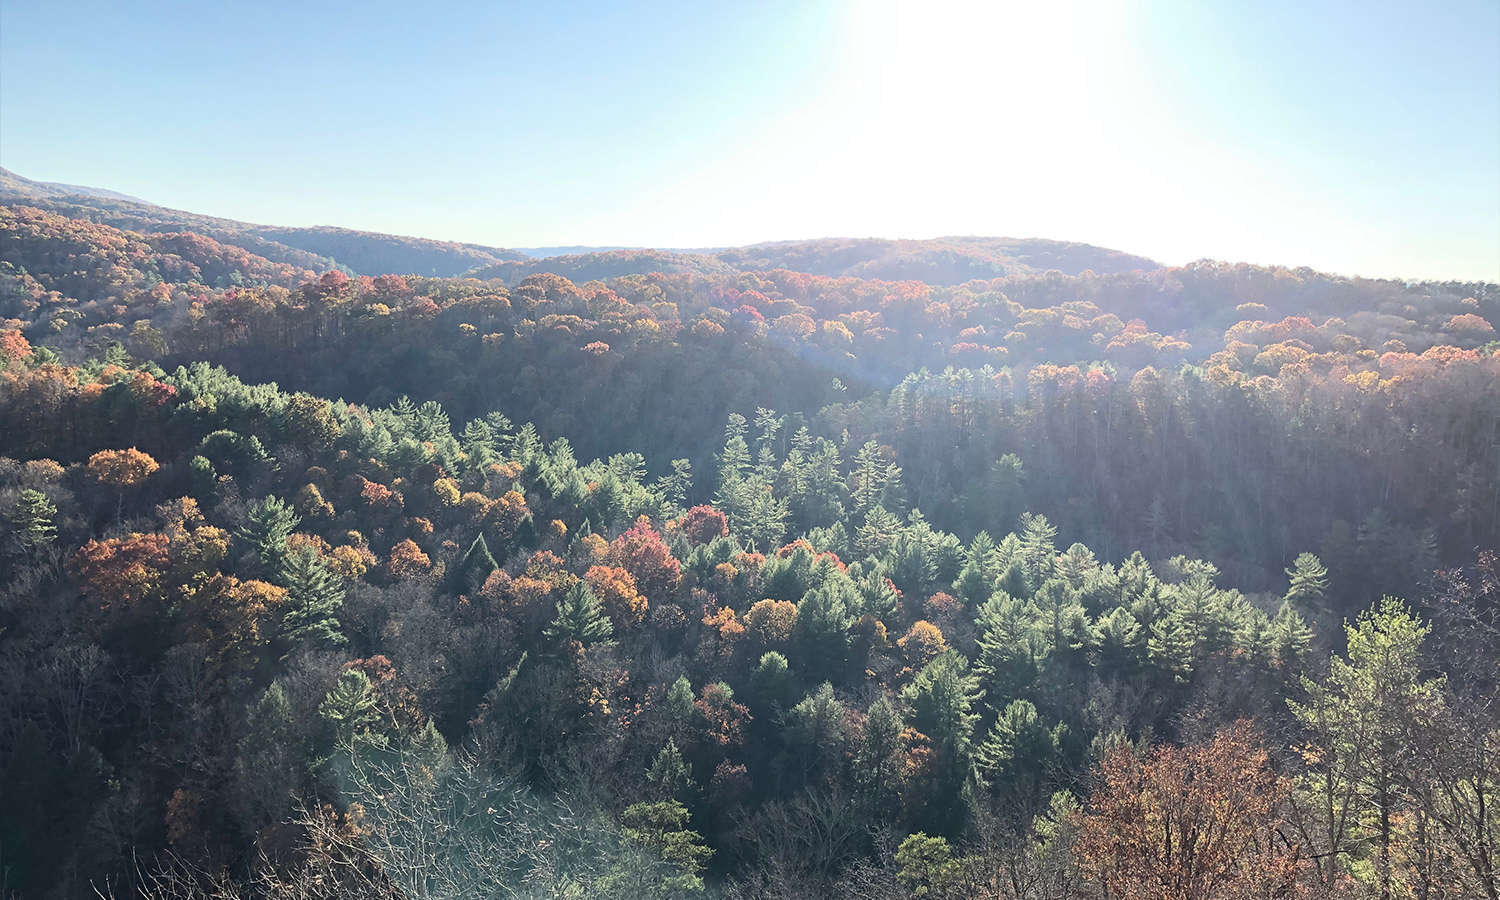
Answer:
2, 0, 1496, 281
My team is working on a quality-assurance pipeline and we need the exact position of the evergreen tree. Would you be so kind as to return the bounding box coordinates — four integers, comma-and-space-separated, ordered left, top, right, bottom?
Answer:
951, 531, 999, 606
454, 533, 498, 594
238, 681, 308, 826
975, 594, 1050, 707
1288, 599, 1443, 896
853, 695, 903, 818
1284, 552, 1331, 619
1019, 513, 1058, 587
656, 458, 693, 512
619, 800, 713, 898
545, 581, 614, 648
8, 489, 56, 550
748, 652, 791, 711
241, 494, 299, 581
856, 505, 901, 560
666, 676, 696, 732
855, 565, 900, 622
281, 544, 346, 650
794, 573, 855, 680
975, 699, 1063, 812
647, 739, 693, 801
410, 718, 449, 769
320, 669, 381, 747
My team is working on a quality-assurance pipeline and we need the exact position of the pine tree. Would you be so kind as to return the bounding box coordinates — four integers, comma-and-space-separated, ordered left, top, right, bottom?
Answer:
975, 699, 1061, 804
1148, 610, 1195, 682
794, 574, 855, 680
619, 800, 713, 897
656, 458, 693, 513
320, 669, 380, 746
1019, 513, 1058, 587
749, 652, 790, 711
855, 566, 900, 622
952, 531, 999, 606
454, 533, 498, 594
1284, 552, 1331, 619
545, 581, 613, 648
666, 676, 696, 732
241, 495, 299, 580
646, 739, 692, 801
975, 594, 1049, 707
856, 505, 901, 560
1289, 599, 1443, 896
281, 544, 346, 650
410, 718, 449, 769
238, 681, 308, 825
8, 488, 56, 550
853, 696, 903, 818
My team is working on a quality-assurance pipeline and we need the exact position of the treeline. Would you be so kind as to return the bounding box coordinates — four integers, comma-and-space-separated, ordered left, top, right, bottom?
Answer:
3, 205, 1496, 586
0, 344, 1496, 898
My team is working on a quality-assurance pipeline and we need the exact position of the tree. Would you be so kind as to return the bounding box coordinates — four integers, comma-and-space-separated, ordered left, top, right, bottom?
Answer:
1077, 721, 1300, 900
852, 695, 903, 818
1288, 598, 1443, 898
620, 800, 713, 898
545, 581, 614, 649
795, 573, 856, 680
320, 668, 381, 747
974, 699, 1063, 817
87, 447, 158, 520
237, 681, 309, 827
240, 494, 299, 581
280, 544, 346, 650
608, 516, 681, 599
1284, 552, 1330, 620
647, 739, 693, 801
86, 447, 158, 488
453, 533, 497, 594
903, 650, 982, 831
8, 488, 56, 550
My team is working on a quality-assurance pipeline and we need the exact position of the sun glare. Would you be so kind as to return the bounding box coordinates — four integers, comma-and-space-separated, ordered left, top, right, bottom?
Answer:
609, 0, 1378, 272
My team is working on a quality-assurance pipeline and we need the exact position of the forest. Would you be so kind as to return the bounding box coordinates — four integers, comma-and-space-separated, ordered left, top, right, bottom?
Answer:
1, 187, 1498, 899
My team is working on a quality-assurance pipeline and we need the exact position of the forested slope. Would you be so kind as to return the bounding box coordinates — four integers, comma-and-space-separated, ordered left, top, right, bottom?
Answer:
1, 195, 1498, 899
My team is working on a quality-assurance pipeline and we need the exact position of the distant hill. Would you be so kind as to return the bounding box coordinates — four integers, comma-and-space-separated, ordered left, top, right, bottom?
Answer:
0, 168, 528, 277
473, 236, 1158, 287
2, 168, 1158, 286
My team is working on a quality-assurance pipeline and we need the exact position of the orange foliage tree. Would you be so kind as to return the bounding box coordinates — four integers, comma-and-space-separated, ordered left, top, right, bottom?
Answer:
87, 447, 159, 487
608, 516, 681, 600
585, 564, 647, 628
1076, 721, 1302, 900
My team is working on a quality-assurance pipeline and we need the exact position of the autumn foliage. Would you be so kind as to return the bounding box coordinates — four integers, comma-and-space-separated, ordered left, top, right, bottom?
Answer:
1076, 722, 1301, 900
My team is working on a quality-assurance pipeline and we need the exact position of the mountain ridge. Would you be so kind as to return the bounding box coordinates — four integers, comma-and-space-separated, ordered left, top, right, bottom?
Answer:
1, 167, 1160, 285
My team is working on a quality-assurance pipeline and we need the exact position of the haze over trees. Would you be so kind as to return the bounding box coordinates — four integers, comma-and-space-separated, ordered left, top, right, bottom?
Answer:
1, 176, 1497, 899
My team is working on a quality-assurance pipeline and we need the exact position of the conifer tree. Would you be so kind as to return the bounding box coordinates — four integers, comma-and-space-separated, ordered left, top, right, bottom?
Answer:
281, 544, 346, 650
8, 488, 56, 550
241, 494, 299, 581
646, 739, 692, 801
320, 669, 381, 746
1284, 552, 1331, 619
238, 681, 308, 825
454, 533, 498, 594
545, 581, 613, 648
853, 695, 903, 817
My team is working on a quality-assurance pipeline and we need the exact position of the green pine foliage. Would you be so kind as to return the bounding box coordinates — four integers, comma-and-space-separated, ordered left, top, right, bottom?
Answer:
280, 544, 346, 649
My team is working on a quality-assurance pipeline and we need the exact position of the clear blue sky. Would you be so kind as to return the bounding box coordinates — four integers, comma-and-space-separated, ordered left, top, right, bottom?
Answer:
2, 0, 1496, 280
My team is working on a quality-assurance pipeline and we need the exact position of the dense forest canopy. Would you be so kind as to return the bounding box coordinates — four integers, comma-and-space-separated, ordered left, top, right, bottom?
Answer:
1, 181, 1498, 899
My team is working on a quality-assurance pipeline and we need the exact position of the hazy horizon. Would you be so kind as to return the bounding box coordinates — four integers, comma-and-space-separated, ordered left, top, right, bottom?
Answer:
3, 0, 1496, 281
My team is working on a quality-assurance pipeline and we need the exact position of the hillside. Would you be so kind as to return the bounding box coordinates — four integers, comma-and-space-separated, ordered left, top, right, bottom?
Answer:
0, 167, 529, 277
1, 188, 1498, 900
3, 169, 1159, 287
